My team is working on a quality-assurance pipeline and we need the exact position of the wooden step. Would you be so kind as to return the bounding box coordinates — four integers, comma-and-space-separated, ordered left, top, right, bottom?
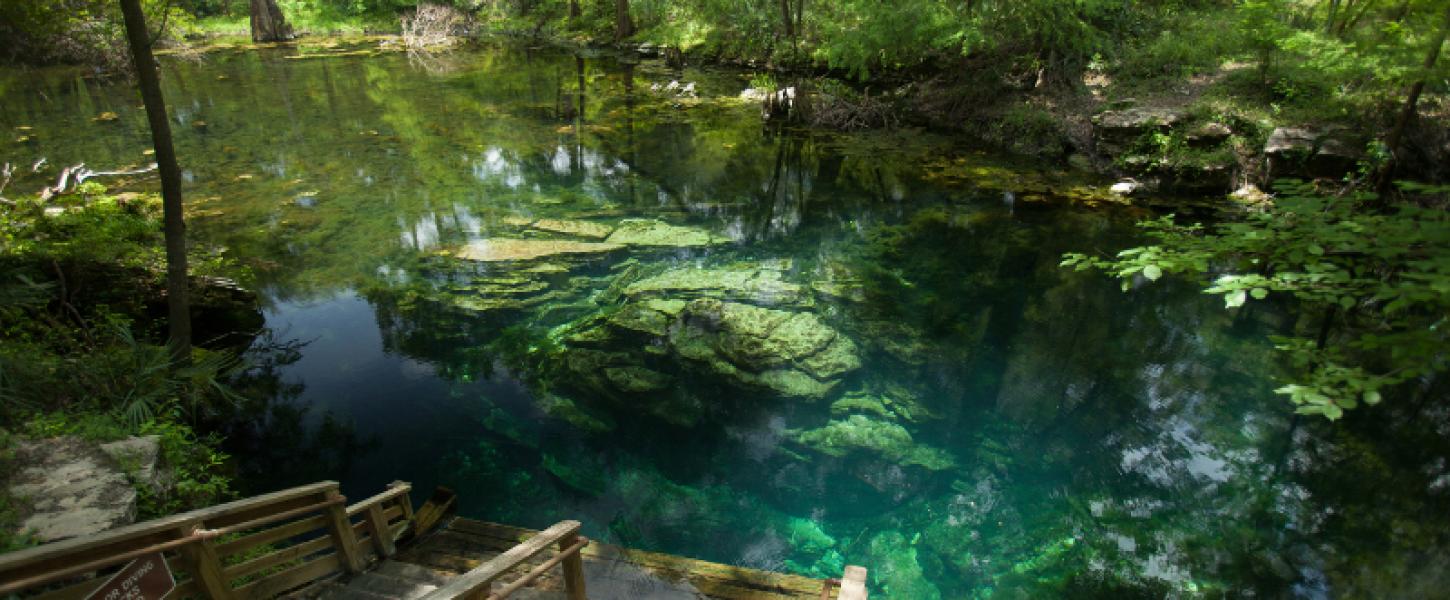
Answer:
373, 561, 452, 587
326, 572, 439, 599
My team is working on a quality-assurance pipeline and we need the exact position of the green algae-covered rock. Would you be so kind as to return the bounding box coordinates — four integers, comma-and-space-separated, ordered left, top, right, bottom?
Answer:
625, 264, 810, 307
831, 389, 935, 423
454, 238, 624, 262
830, 393, 894, 419
605, 219, 728, 247
794, 414, 955, 470
786, 517, 837, 554
603, 365, 672, 392
531, 218, 614, 239
865, 530, 943, 600
605, 299, 687, 337
537, 393, 615, 433
671, 299, 860, 399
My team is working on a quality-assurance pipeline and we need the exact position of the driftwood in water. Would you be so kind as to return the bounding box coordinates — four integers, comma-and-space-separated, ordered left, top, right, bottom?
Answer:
249, 0, 294, 42
0, 163, 13, 206
38, 162, 159, 201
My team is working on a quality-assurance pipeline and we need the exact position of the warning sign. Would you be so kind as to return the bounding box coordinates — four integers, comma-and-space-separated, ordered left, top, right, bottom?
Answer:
84, 552, 176, 600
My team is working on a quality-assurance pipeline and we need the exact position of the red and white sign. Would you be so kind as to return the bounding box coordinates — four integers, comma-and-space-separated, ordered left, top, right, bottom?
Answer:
84, 552, 176, 600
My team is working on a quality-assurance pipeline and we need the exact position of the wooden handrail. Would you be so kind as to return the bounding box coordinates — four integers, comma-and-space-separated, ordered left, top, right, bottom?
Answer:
199, 496, 345, 540
418, 520, 588, 600
346, 482, 412, 517
838, 565, 868, 600
0, 480, 419, 600
483, 536, 588, 600
0, 481, 337, 575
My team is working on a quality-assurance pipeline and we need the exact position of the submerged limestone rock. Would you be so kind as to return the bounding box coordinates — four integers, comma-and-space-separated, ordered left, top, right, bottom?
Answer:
670, 299, 860, 398
605, 219, 727, 247
549, 294, 861, 421
454, 238, 623, 262
793, 414, 955, 470
865, 530, 944, 600
531, 218, 614, 240
832, 386, 936, 423
625, 263, 811, 308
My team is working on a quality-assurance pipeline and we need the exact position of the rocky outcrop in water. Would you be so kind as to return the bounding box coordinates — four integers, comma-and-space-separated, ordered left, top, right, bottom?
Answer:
604, 219, 729, 247
670, 298, 861, 398
557, 294, 861, 415
624, 261, 811, 308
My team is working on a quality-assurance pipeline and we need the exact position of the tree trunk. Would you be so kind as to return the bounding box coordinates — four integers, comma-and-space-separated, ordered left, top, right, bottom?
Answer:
614, 0, 633, 42
569, 0, 580, 19
780, 0, 793, 38
118, 0, 192, 364
1379, 2, 1450, 193
795, 0, 804, 39
249, 0, 293, 43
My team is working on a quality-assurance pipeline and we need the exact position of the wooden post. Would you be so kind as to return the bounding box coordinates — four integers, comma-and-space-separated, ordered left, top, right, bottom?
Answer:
366, 503, 397, 558
176, 524, 232, 600
323, 490, 364, 573
559, 532, 587, 600
389, 480, 415, 522
838, 565, 868, 600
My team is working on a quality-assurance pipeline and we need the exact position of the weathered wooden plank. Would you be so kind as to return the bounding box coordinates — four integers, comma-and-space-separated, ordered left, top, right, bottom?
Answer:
345, 483, 411, 517
445, 520, 824, 594
558, 532, 587, 600
390, 481, 415, 523
366, 504, 397, 558
323, 490, 364, 574
175, 525, 232, 600
25, 577, 105, 600
838, 565, 867, 600
233, 554, 342, 600
215, 515, 329, 558
416, 521, 581, 600
222, 535, 333, 581
0, 482, 338, 583
411, 519, 831, 599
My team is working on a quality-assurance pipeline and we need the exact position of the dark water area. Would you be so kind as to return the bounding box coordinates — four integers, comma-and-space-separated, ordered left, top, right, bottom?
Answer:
3, 40, 1449, 598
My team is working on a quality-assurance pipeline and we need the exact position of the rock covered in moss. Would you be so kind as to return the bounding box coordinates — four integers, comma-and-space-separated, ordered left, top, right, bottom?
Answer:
793, 414, 955, 470
605, 218, 728, 247
670, 299, 860, 398
864, 530, 943, 600
625, 263, 811, 307
531, 218, 614, 239
454, 238, 623, 262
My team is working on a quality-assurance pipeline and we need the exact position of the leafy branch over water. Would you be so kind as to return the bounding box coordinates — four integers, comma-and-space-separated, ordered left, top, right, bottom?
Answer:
1063, 182, 1450, 419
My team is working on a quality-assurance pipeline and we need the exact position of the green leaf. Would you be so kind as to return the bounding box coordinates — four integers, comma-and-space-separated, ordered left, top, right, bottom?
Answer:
1250, 288, 1268, 300
1225, 290, 1247, 308
1363, 390, 1381, 405
1308, 244, 1324, 255
1142, 265, 1163, 281
1339, 296, 1355, 309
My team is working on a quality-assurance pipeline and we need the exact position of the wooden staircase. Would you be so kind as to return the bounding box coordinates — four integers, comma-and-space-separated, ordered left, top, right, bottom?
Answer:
0, 481, 867, 600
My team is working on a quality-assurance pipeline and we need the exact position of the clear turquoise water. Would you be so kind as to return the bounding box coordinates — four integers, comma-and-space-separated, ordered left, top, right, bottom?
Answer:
4, 40, 1449, 598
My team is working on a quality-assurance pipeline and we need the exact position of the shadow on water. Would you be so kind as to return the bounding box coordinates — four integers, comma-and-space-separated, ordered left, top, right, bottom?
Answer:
4, 40, 1450, 598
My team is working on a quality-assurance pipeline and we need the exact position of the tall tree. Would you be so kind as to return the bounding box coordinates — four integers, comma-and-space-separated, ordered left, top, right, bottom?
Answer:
249, 0, 292, 42
780, 0, 794, 38
1380, 2, 1450, 191
118, 0, 191, 362
614, 0, 633, 41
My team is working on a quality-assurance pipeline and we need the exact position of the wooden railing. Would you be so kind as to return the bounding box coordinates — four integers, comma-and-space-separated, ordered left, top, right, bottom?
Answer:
0, 480, 416, 599
419, 520, 588, 600
818, 565, 868, 600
